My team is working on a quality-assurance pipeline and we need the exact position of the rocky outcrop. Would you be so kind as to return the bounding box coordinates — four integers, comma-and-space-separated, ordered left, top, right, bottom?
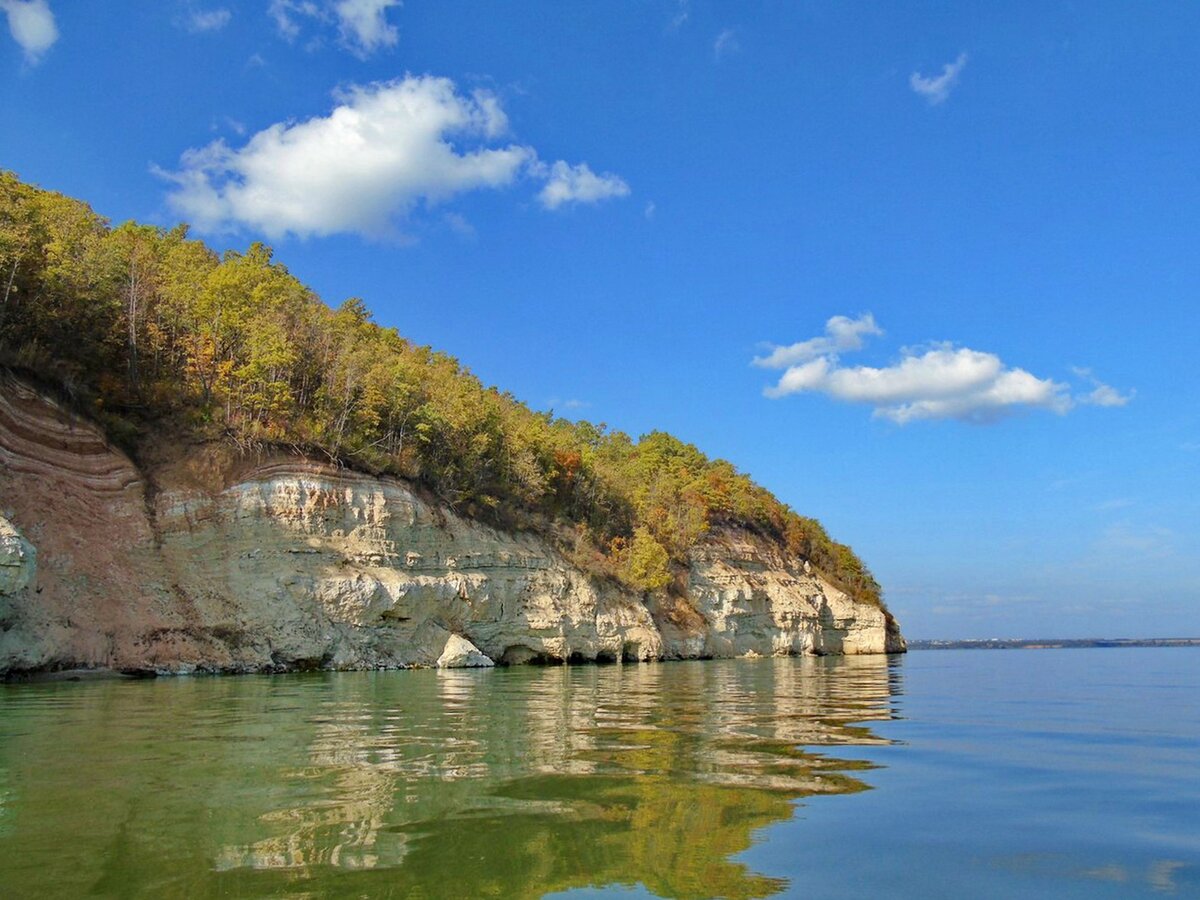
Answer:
437, 634, 495, 668
0, 515, 35, 595
0, 373, 903, 675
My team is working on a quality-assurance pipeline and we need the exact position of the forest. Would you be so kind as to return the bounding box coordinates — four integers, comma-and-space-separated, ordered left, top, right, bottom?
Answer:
0, 171, 882, 606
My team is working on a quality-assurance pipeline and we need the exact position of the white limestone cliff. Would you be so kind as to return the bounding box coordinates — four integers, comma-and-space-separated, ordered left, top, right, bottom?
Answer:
0, 372, 904, 675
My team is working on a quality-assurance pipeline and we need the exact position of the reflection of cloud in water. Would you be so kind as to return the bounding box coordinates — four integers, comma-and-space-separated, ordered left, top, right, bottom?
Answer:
994, 853, 1190, 895
1149, 860, 1188, 894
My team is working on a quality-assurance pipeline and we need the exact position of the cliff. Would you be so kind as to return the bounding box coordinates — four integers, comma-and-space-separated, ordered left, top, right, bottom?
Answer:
0, 373, 903, 675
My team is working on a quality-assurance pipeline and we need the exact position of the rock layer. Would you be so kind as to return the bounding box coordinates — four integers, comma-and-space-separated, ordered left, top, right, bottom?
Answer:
0, 373, 904, 675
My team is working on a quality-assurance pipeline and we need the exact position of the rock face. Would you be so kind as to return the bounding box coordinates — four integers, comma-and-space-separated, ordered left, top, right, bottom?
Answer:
437, 634, 495, 668
0, 373, 904, 675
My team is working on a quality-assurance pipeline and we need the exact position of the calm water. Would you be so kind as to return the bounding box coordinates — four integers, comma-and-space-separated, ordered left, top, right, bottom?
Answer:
0, 649, 1197, 898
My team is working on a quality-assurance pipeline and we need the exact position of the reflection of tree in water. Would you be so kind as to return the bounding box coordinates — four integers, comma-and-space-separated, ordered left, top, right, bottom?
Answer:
0, 656, 900, 898
214, 656, 899, 898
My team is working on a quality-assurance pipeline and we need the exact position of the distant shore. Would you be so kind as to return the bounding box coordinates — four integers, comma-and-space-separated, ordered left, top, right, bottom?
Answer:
909, 638, 1200, 651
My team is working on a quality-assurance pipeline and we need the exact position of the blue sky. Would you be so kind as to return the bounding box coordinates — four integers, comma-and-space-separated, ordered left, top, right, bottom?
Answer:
3, 0, 1198, 639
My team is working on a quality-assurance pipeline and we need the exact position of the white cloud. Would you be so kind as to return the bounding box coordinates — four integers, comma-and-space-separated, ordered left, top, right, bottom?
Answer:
536, 161, 630, 210
269, 0, 399, 57
334, 0, 399, 57
713, 28, 739, 60
758, 315, 1132, 425
0, 0, 57, 63
1072, 367, 1134, 407
1082, 383, 1132, 407
159, 75, 627, 238
753, 313, 882, 369
269, 0, 323, 42
765, 345, 1071, 423
910, 52, 968, 105
644, 201, 656, 219
185, 7, 231, 33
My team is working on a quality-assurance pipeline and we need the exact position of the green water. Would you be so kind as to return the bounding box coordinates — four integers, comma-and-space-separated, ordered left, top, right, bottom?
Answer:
0, 658, 893, 898
1, 650, 1197, 898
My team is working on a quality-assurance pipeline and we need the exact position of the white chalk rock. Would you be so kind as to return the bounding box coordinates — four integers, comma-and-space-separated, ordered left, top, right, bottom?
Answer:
436, 634, 494, 668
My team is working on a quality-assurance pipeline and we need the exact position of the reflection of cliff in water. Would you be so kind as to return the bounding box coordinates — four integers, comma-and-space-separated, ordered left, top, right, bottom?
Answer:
216, 656, 901, 898
0, 656, 902, 898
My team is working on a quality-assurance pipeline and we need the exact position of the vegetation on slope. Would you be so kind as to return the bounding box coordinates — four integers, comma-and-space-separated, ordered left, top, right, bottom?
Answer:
0, 171, 882, 605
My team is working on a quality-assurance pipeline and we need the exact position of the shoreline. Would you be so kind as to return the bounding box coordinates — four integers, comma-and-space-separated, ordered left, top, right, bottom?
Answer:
909, 638, 1200, 651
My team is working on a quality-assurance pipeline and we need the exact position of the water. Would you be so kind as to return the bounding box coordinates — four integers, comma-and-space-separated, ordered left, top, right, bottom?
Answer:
0, 649, 1196, 898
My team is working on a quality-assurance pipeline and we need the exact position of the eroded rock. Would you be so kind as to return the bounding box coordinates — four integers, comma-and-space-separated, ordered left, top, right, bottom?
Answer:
437, 634, 494, 668
0, 372, 903, 674
0, 515, 35, 596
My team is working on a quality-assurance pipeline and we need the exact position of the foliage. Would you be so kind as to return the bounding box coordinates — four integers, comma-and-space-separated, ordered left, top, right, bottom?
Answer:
608, 527, 672, 592
0, 171, 883, 606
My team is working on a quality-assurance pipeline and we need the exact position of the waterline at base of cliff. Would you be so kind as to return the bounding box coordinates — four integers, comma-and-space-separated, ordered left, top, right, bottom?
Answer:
0, 373, 903, 676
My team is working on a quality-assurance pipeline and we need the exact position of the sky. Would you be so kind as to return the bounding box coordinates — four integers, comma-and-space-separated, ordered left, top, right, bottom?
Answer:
2, 0, 1198, 640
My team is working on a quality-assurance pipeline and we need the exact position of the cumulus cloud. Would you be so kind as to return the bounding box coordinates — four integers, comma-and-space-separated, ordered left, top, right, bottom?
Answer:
536, 161, 630, 210
753, 313, 882, 369
0, 0, 57, 63
158, 75, 628, 238
269, 0, 399, 56
910, 52, 967, 105
764, 345, 1071, 423
184, 7, 231, 33
757, 315, 1132, 424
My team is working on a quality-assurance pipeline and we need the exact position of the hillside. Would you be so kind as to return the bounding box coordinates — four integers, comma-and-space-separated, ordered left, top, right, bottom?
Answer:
0, 171, 892, 630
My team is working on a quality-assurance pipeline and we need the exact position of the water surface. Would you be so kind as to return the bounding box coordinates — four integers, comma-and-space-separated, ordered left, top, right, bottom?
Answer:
0, 650, 1196, 897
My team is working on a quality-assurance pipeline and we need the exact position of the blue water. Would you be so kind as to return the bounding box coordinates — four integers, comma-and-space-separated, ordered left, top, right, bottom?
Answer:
741, 648, 1200, 898
0, 648, 1196, 897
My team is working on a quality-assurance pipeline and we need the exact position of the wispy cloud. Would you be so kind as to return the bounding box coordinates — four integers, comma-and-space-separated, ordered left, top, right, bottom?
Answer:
910, 52, 968, 105
0, 0, 57, 64
924, 590, 1040, 622
1095, 523, 1174, 560
547, 397, 590, 414
441, 211, 475, 238
158, 75, 628, 239
667, 0, 689, 31
1072, 367, 1134, 407
268, 0, 315, 42
269, 0, 399, 57
333, 0, 399, 57
756, 314, 1133, 424
183, 6, 231, 34
713, 28, 739, 61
